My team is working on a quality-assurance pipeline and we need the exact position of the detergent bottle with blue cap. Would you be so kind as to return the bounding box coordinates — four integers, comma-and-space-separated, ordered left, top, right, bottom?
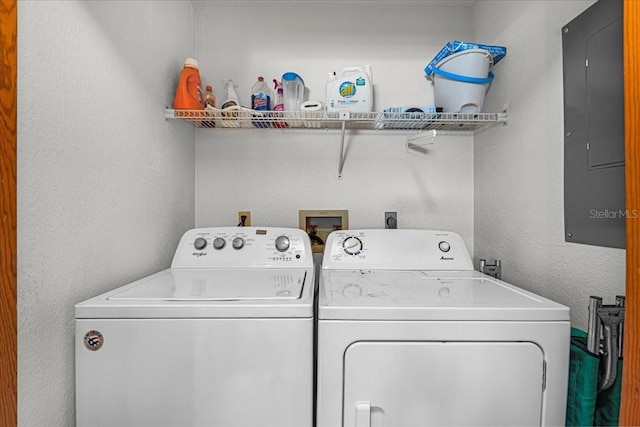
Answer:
326, 65, 373, 113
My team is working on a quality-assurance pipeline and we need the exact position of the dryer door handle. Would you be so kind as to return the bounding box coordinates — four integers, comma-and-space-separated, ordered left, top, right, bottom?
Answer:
355, 401, 371, 427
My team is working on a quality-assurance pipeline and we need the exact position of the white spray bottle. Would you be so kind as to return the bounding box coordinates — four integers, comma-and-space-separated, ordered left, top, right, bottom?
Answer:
221, 79, 240, 109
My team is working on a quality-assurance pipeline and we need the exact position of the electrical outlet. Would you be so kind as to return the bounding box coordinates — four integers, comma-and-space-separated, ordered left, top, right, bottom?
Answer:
385, 212, 397, 229
238, 211, 251, 227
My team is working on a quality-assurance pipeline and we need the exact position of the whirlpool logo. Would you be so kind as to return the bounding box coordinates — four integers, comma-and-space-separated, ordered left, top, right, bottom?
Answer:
83, 330, 104, 351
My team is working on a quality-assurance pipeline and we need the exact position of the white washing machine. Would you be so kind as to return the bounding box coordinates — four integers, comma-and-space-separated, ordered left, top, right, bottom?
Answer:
75, 227, 315, 427
316, 229, 570, 427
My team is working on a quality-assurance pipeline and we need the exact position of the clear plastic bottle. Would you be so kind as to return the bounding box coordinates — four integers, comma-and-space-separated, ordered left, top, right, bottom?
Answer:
251, 76, 272, 128
282, 72, 305, 111
251, 76, 272, 111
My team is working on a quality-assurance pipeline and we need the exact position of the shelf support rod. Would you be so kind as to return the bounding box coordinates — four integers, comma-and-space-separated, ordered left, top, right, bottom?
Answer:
338, 119, 346, 179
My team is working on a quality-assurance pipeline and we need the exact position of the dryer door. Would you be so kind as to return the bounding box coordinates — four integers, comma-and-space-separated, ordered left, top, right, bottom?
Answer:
344, 341, 544, 427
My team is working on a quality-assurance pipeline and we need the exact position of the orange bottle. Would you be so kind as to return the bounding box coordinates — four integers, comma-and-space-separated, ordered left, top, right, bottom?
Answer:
173, 58, 204, 110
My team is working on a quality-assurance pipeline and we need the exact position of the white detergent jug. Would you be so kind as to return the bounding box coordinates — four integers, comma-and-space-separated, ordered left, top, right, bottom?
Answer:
326, 65, 373, 113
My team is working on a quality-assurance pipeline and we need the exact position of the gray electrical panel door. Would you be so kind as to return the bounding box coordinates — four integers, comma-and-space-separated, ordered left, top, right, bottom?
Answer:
563, 0, 625, 249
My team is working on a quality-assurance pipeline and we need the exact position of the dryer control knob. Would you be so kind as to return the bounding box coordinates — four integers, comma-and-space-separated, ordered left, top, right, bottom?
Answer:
232, 237, 245, 250
343, 236, 363, 256
438, 241, 451, 252
194, 237, 207, 250
213, 237, 226, 250
275, 236, 290, 252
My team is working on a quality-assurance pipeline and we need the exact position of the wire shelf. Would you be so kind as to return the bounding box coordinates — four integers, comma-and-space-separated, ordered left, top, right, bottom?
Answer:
164, 108, 507, 132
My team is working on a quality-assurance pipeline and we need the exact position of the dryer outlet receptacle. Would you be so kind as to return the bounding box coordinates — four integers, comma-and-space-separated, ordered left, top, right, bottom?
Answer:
385, 212, 397, 229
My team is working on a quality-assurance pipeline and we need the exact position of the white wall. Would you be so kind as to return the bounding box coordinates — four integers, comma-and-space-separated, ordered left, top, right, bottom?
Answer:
193, 1, 476, 250
473, 0, 625, 330
17, 1, 195, 425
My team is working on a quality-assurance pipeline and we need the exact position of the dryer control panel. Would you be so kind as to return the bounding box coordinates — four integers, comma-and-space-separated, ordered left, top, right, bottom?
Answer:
172, 227, 313, 269
323, 229, 474, 271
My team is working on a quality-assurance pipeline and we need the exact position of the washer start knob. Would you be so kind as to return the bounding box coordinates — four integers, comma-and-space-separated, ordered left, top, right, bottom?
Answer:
275, 236, 290, 252
194, 237, 207, 250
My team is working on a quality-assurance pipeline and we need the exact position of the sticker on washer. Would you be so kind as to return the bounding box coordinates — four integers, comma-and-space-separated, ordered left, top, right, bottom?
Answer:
83, 330, 104, 351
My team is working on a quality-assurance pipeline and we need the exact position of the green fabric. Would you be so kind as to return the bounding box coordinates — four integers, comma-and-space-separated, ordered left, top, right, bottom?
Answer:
594, 360, 623, 426
566, 328, 623, 426
566, 328, 600, 427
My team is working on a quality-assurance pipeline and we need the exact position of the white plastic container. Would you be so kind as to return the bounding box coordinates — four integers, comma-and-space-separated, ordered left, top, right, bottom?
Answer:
432, 49, 493, 113
326, 66, 373, 113
301, 101, 323, 128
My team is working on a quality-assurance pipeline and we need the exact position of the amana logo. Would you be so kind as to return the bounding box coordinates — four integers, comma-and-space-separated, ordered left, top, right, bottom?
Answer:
440, 256, 454, 261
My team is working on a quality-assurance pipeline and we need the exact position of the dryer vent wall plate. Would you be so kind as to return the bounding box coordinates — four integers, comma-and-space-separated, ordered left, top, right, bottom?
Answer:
299, 209, 349, 254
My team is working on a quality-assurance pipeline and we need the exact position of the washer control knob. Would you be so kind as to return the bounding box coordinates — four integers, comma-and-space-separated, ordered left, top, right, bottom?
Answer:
232, 237, 245, 250
275, 236, 290, 252
438, 241, 451, 253
194, 237, 207, 250
213, 237, 226, 250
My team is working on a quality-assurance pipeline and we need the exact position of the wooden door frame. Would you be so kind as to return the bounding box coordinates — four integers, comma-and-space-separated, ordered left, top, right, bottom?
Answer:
621, 0, 640, 423
0, 1, 638, 426
0, 0, 17, 425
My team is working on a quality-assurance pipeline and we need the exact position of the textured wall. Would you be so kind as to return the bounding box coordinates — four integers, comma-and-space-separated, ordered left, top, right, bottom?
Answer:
473, 0, 625, 330
193, 1, 476, 250
17, 1, 195, 425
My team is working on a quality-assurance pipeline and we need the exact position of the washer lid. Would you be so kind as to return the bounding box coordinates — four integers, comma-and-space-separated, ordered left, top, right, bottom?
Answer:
109, 269, 305, 301
75, 268, 314, 319
318, 270, 569, 321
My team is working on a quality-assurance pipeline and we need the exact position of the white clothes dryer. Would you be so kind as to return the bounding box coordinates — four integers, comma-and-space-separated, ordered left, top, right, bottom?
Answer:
75, 227, 315, 427
316, 229, 570, 427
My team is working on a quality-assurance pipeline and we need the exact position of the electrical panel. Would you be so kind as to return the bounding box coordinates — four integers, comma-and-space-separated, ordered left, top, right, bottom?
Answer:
563, 0, 625, 248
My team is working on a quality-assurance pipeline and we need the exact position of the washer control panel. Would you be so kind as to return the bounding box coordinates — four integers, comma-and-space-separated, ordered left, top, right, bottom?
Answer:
172, 227, 313, 268
323, 229, 474, 271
